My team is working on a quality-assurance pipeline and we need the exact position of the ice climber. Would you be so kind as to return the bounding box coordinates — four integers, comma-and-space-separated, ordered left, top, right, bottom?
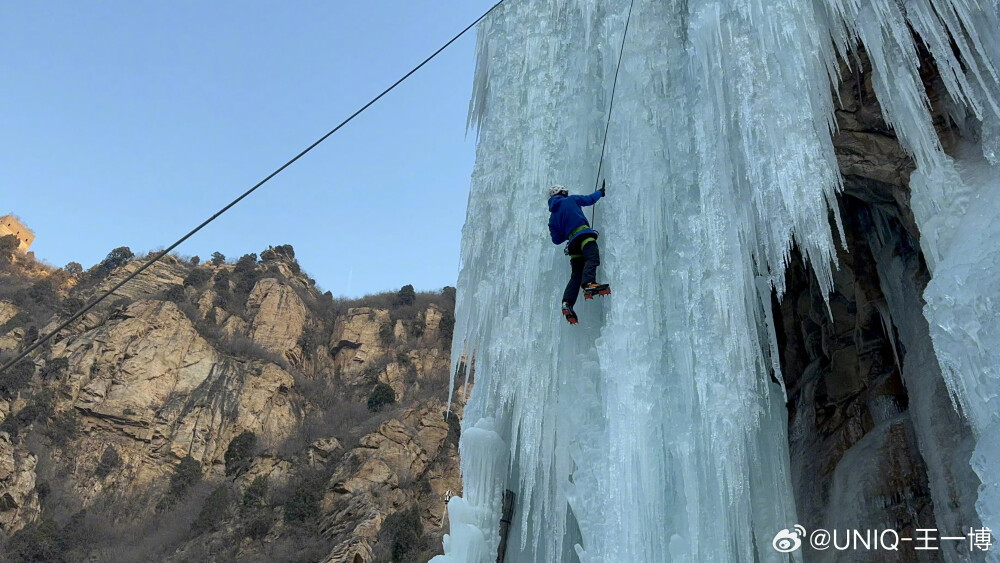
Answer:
548, 182, 611, 324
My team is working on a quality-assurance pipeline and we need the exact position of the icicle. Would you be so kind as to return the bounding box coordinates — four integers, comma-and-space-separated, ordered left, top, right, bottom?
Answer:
440, 0, 1000, 561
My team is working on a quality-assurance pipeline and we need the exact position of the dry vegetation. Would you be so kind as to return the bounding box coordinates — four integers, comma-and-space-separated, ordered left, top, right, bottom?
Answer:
0, 241, 458, 563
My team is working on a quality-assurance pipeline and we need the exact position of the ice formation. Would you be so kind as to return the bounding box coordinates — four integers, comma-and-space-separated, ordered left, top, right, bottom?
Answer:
433, 1, 1000, 562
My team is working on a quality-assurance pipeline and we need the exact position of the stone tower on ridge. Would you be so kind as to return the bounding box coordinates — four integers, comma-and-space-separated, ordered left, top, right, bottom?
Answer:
0, 215, 35, 252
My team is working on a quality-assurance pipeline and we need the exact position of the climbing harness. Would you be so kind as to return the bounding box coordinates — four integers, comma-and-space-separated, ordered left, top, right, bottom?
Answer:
591, 0, 636, 230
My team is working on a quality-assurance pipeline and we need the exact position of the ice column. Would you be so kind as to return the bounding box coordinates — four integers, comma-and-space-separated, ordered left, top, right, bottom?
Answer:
437, 1, 1000, 562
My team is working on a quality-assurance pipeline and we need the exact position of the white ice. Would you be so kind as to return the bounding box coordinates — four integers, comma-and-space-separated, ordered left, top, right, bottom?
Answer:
432, 1, 1000, 562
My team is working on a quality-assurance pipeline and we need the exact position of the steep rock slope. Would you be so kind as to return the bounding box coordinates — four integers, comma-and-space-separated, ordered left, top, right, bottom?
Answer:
0, 247, 460, 563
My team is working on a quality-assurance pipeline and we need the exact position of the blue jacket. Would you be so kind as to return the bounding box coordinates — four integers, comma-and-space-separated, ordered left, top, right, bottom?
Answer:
548, 190, 603, 245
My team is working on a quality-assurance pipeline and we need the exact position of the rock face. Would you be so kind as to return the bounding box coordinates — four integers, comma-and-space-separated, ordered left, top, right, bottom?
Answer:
776, 50, 983, 563
0, 302, 20, 326
0, 252, 459, 562
320, 397, 465, 563
329, 305, 451, 404
0, 433, 38, 535
246, 278, 307, 358
92, 256, 188, 301
330, 307, 391, 377
44, 299, 299, 492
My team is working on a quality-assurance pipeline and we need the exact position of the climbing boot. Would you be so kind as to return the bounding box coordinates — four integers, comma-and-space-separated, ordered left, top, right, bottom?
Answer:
583, 283, 611, 300
562, 302, 578, 325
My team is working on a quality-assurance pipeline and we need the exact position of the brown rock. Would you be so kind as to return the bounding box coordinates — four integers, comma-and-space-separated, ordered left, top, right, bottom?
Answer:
320, 400, 456, 562
308, 437, 343, 467
381, 362, 408, 401
420, 305, 443, 343
322, 537, 374, 563
833, 130, 915, 187
0, 328, 24, 353
196, 290, 217, 318
0, 302, 20, 326
330, 308, 391, 382
218, 311, 246, 338
48, 299, 297, 487
93, 256, 188, 301
0, 433, 39, 534
246, 278, 307, 357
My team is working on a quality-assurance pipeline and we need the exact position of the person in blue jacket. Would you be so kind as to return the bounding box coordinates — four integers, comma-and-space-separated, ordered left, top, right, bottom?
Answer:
548, 182, 611, 324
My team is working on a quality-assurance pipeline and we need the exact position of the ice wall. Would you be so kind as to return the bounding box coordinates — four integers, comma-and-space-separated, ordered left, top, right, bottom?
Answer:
434, 1, 1000, 562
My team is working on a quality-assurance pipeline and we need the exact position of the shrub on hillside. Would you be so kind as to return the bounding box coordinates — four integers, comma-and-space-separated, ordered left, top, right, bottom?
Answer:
0, 359, 34, 400
63, 262, 83, 276
0, 311, 30, 336
283, 473, 325, 524
28, 279, 56, 306
242, 475, 269, 509
0, 234, 20, 267
95, 446, 121, 479
367, 383, 396, 412
244, 513, 273, 541
439, 311, 455, 342
44, 410, 78, 447
40, 357, 69, 380
192, 484, 230, 533
217, 335, 286, 367
60, 297, 84, 317
0, 390, 54, 439
4, 518, 68, 563
157, 455, 202, 511
93, 246, 134, 278
233, 253, 257, 275
231, 253, 262, 298
24, 325, 38, 345
162, 285, 185, 303
260, 244, 294, 262
210, 252, 226, 266
408, 317, 425, 339
225, 431, 257, 477
395, 284, 416, 307
379, 322, 395, 344
297, 325, 325, 359
360, 357, 388, 383
183, 268, 212, 288
374, 506, 425, 563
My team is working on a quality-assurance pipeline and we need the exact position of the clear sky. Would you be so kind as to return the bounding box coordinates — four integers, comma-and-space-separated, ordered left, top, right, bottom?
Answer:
1, 1, 497, 297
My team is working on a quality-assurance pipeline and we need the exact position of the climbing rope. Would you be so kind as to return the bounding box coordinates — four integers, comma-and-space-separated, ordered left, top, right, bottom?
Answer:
591, 0, 636, 228
0, 1, 506, 376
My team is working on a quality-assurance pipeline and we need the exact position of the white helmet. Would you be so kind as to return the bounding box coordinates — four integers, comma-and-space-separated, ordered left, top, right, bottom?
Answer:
549, 185, 568, 198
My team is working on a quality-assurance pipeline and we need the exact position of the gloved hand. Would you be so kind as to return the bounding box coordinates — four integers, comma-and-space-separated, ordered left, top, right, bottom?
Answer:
600, 179, 606, 196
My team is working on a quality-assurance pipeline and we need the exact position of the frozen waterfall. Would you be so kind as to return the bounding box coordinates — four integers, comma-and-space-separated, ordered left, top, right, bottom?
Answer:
434, 1, 1000, 562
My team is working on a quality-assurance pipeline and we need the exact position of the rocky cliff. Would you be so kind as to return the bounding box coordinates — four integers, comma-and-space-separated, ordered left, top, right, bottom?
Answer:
0, 248, 462, 563
776, 48, 983, 562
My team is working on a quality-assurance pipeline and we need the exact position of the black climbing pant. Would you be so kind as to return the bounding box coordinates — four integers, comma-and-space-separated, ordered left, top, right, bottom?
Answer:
562, 238, 600, 307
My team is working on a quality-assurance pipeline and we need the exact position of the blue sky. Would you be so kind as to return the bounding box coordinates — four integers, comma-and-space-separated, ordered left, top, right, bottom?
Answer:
1, 1, 496, 297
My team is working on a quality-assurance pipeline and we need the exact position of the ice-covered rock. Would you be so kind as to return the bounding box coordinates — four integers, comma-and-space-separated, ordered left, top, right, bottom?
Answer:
442, 1, 1000, 561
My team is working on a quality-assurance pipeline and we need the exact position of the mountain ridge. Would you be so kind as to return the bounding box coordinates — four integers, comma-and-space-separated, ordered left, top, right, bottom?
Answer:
0, 244, 462, 563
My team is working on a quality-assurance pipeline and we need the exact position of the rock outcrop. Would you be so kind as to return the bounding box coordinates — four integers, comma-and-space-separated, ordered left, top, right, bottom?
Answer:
0, 302, 20, 327
246, 278, 307, 359
776, 48, 983, 563
0, 433, 38, 535
320, 396, 465, 563
0, 251, 459, 562
330, 307, 391, 377
34, 299, 300, 499
92, 256, 188, 301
